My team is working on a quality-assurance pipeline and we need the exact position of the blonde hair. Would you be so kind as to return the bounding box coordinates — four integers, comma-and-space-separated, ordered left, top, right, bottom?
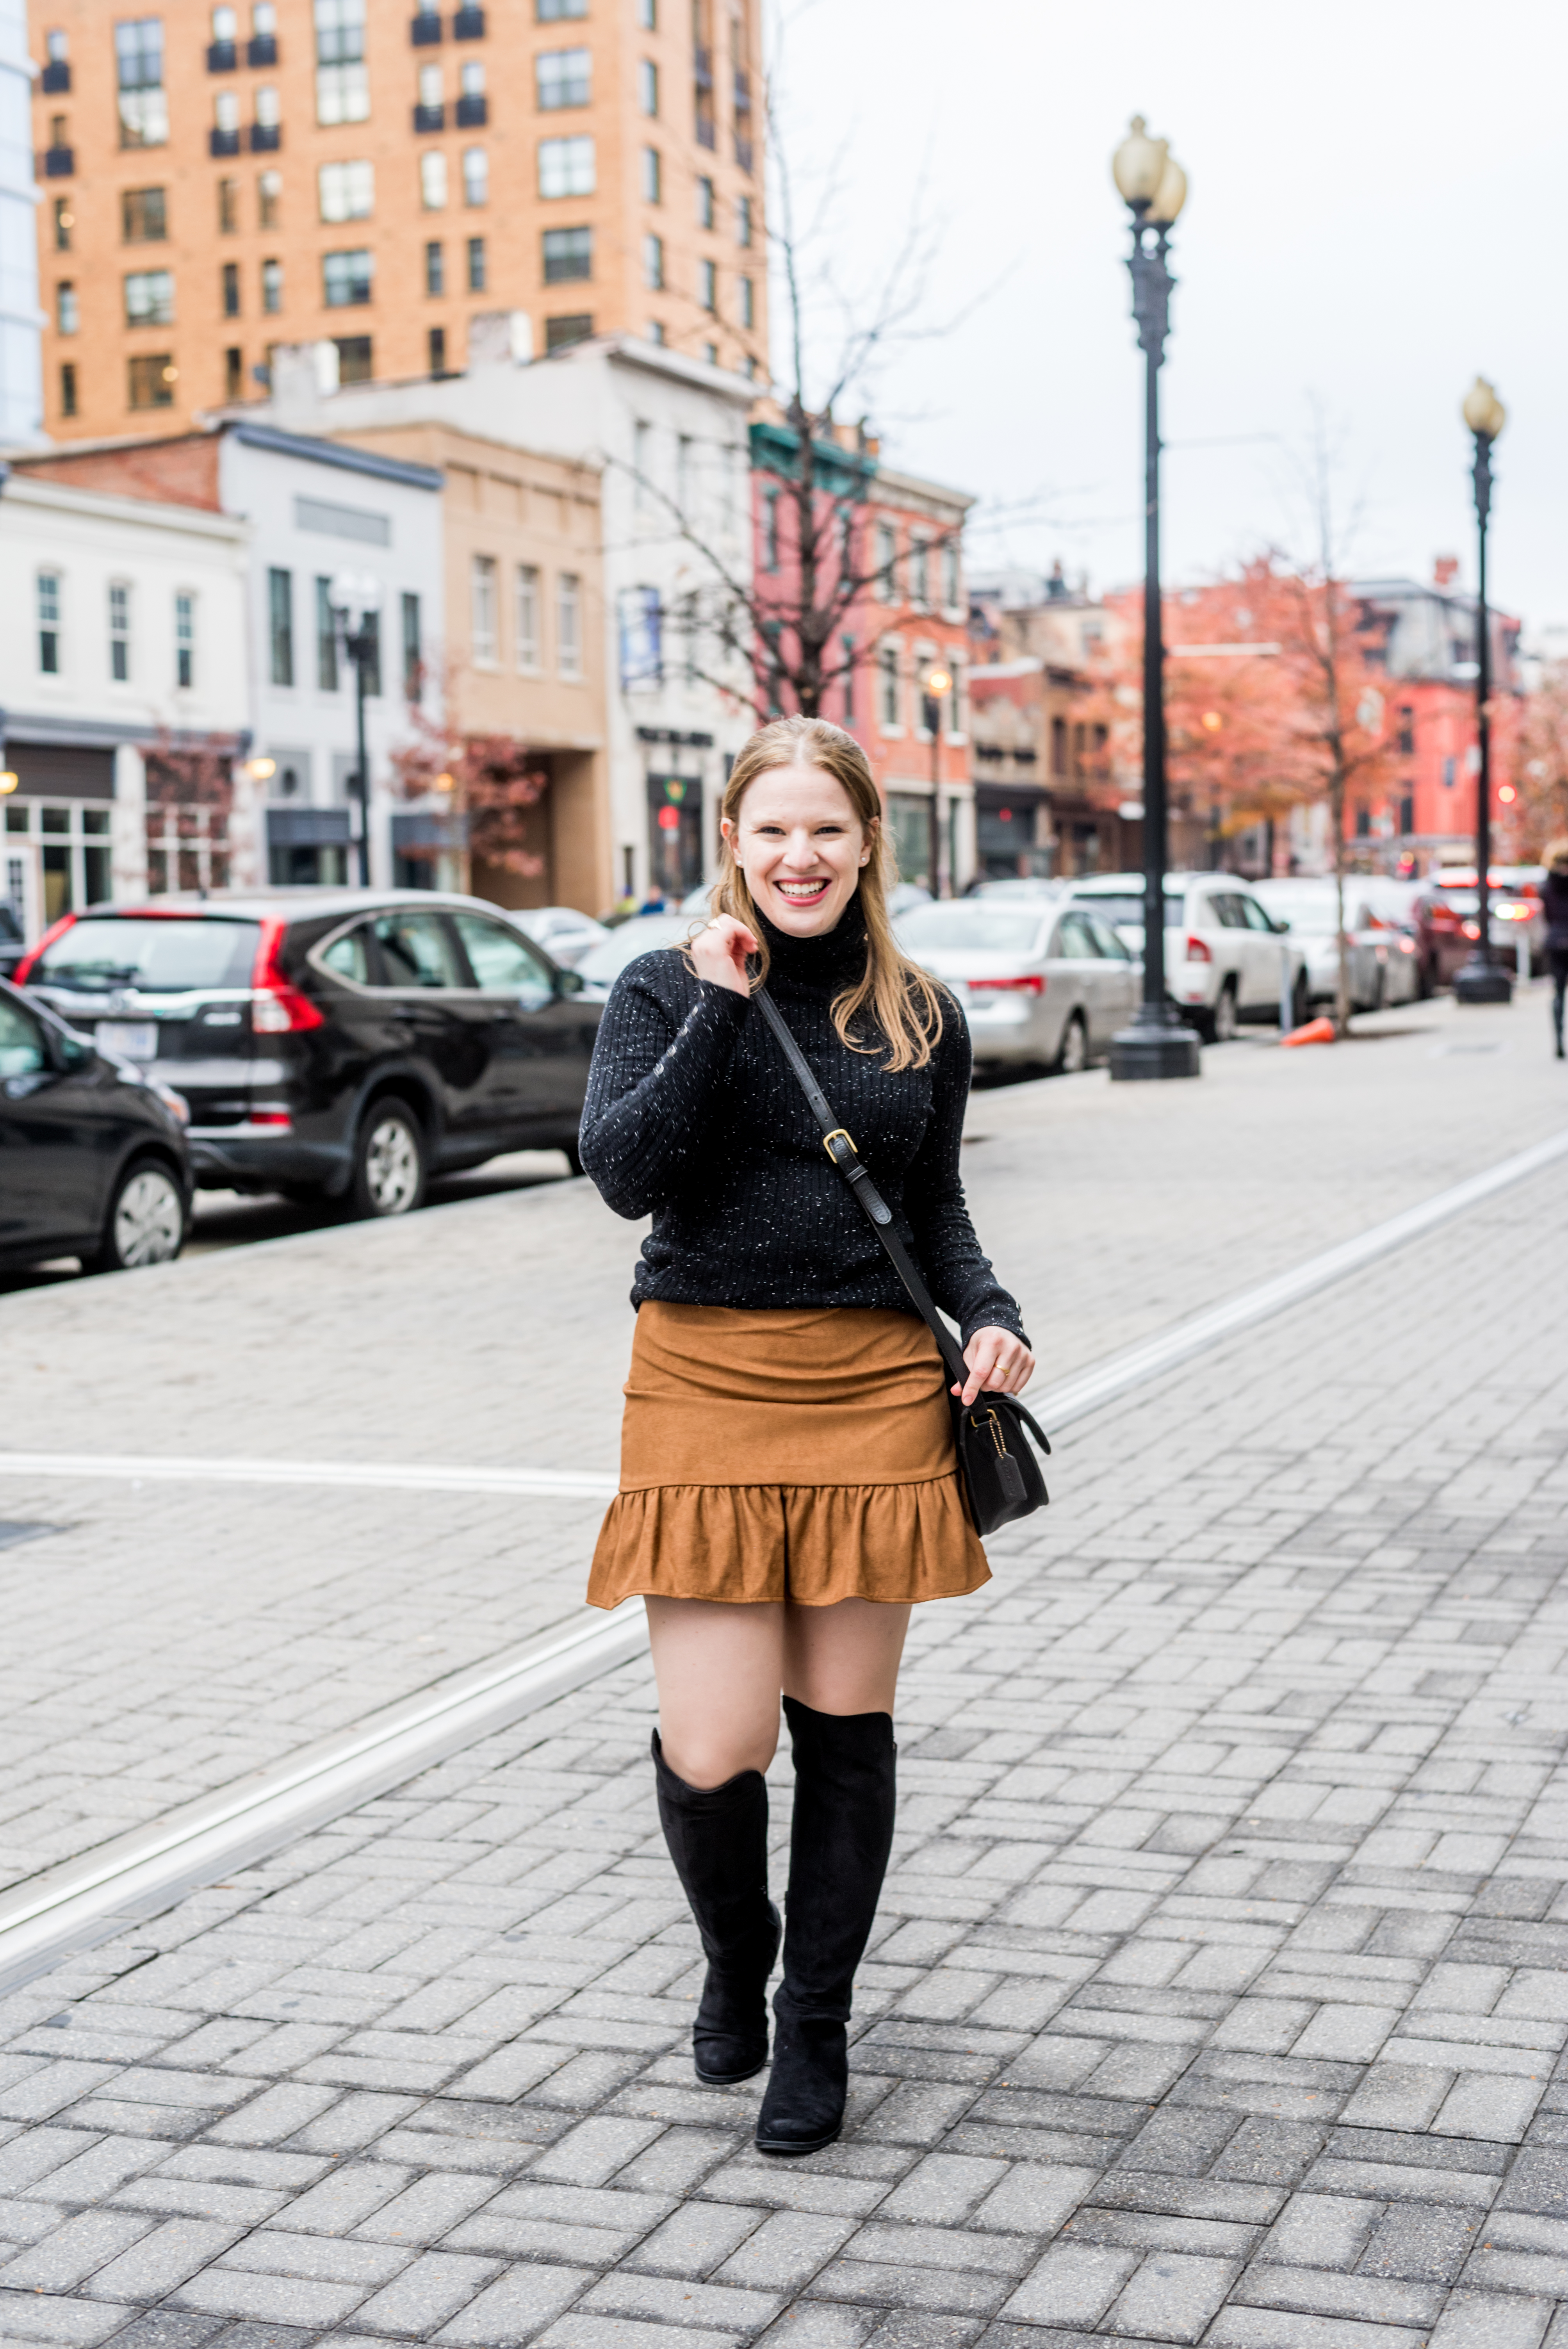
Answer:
703, 713, 946, 1072
1545, 837, 1568, 875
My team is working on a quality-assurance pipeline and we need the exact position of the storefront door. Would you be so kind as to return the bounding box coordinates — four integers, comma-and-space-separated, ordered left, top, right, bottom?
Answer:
647, 772, 703, 902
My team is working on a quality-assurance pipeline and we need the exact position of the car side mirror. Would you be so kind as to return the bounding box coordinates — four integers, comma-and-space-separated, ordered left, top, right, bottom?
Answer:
1272, 917, 1291, 934
48, 1027, 89, 1071
555, 968, 585, 997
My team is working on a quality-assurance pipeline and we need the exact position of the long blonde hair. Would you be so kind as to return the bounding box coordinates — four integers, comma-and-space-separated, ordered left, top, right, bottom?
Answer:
704, 713, 946, 1073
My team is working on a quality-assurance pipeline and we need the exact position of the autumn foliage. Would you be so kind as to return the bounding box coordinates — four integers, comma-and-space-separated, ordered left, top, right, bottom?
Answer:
392, 667, 550, 877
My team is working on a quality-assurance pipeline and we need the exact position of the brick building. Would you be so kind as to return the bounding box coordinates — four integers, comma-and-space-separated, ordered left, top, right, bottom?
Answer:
29, 0, 765, 441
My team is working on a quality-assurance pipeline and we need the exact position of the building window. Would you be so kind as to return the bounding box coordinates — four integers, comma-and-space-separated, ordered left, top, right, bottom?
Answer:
641, 231, 663, 289
225, 342, 242, 399
647, 318, 665, 344
696, 174, 714, 229
762, 486, 780, 571
640, 144, 661, 203
941, 539, 959, 611
427, 323, 445, 372
125, 267, 175, 324
1050, 715, 1066, 775
909, 537, 928, 610
316, 575, 339, 688
260, 255, 282, 310
633, 417, 652, 510
57, 282, 78, 334
254, 80, 279, 128
109, 582, 132, 681
462, 145, 488, 203
536, 0, 586, 14
424, 238, 444, 292
258, 166, 281, 225
738, 275, 753, 328
1397, 704, 1414, 755
469, 553, 498, 662
841, 633, 855, 724
334, 333, 372, 380
416, 59, 442, 119
736, 192, 752, 245
874, 522, 896, 597
314, 0, 368, 123
175, 591, 195, 687
322, 247, 373, 305
420, 150, 447, 207
698, 256, 716, 313
221, 260, 240, 315
515, 564, 540, 668
536, 45, 589, 106
267, 565, 293, 685
458, 57, 485, 110
37, 574, 61, 675
539, 132, 594, 195
558, 572, 581, 676
53, 197, 73, 250
545, 311, 590, 349
59, 361, 77, 416
544, 226, 592, 281
217, 176, 239, 230
116, 18, 168, 148
319, 157, 373, 219
467, 234, 486, 290
637, 0, 654, 22
128, 352, 174, 407
121, 184, 166, 241
637, 55, 656, 114
878, 641, 900, 729
401, 591, 421, 697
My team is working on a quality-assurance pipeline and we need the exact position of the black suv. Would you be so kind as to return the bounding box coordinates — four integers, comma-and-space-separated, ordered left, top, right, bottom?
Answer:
18, 890, 602, 1215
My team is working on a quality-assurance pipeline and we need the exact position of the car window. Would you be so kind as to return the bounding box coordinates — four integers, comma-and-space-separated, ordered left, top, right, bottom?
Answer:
0, 993, 46, 1078
1054, 911, 1103, 959
453, 913, 555, 1012
1239, 895, 1276, 933
1208, 893, 1246, 929
0, 905, 20, 943
34, 914, 260, 993
1085, 913, 1130, 959
319, 923, 376, 984
1069, 891, 1184, 929
373, 911, 464, 989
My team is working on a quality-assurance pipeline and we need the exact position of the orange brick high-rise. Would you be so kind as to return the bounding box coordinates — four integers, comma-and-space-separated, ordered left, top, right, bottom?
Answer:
30, 0, 766, 441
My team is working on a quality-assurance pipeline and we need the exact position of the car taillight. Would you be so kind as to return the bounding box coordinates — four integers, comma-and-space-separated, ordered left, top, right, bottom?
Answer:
1462, 920, 1481, 940
249, 1109, 293, 1127
1184, 934, 1213, 964
251, 916, 324, 1033
969, 975, 1045, 994
12, 909, 78, 986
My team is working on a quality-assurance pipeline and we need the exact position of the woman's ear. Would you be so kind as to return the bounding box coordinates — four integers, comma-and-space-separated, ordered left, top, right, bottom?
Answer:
719, 816, 735, 846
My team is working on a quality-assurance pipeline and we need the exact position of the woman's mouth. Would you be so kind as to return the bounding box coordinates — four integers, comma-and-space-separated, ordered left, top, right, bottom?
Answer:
774, 878, 832, 907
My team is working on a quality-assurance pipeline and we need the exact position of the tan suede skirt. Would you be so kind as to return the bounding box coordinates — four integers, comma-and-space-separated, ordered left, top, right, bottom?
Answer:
587, 1300, 990, 1609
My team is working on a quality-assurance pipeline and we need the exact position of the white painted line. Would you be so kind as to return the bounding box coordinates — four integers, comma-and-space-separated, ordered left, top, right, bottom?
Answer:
0, 1453, 619, 1499
0, 1600, 647, 1991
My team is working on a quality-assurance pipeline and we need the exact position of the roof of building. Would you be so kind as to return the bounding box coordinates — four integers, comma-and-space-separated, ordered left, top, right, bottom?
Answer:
226, 420, 443, 491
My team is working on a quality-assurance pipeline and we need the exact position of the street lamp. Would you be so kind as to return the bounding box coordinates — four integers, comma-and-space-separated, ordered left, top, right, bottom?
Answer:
330, 572, 383, 887
1107, 116, 1200, 1082
1453, 375, 1512, 1005
924, 663, 952, 898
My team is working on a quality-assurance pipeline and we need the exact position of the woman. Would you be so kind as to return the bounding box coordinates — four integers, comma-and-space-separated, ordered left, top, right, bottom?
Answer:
578, 714, 1033, 2157
1543, 840, 1568, 1059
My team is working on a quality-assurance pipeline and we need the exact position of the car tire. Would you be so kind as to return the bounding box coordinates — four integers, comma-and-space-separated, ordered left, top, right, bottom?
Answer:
1211, 982, 1239, 1043
1289, 972, 1311, 1031
1055, 1012, 1088, 1076
87, 1155, 187, 1274
351, 1098, 427, 1219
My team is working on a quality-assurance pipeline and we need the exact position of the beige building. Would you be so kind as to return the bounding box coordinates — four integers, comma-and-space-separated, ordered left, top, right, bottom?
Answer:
333, 417, 611, 913
29, 0, 765, 443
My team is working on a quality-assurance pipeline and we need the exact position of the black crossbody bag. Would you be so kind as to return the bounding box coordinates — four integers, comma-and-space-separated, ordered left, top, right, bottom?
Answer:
754, 988, 1051, 1537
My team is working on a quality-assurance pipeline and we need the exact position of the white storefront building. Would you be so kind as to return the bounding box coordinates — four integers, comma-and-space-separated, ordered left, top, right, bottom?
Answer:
265, 333, 755, 905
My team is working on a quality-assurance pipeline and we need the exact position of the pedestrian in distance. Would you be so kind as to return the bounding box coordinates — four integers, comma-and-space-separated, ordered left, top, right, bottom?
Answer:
577, 713, 1034, 2156
1543, 840, 1568, 1060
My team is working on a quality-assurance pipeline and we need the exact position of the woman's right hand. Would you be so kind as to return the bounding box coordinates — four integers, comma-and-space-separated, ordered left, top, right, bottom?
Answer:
689, 914, 758, 998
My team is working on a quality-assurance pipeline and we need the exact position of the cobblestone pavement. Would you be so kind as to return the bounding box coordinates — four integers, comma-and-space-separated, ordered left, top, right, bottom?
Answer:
2, 990, 1564, 1895
1, 1100, 1567, 2342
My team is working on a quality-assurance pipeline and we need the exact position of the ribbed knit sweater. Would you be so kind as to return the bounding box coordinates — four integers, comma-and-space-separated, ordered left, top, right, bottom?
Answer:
578, 897, 1027, 1347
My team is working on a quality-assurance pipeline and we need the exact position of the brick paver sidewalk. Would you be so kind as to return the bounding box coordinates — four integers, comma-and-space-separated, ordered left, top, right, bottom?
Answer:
1, 1142, 1566, 2344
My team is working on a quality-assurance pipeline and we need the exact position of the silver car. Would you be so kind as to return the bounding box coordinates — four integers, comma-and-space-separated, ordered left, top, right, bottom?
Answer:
574, 914, 693, 1000
511, 904, 611, 971
1253, 880, 1389, 1012
895, 898, 1138, 1072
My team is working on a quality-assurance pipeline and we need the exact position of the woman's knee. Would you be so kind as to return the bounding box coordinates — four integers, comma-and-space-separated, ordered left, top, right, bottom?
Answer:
660, 1715, 780, 1788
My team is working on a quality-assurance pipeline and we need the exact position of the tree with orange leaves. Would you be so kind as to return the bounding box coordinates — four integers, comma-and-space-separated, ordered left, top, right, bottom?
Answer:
392, 660, 551, 880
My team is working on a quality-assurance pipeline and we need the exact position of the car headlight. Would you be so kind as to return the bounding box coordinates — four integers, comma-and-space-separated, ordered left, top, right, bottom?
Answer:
150, 1077, 190, 1125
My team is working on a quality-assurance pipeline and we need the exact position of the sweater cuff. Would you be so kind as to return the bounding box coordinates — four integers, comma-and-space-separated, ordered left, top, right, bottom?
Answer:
958, 1308, 1031, 1352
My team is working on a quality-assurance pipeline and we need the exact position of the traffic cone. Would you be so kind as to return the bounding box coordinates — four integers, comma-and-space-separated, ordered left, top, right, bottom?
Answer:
1281, 1017, 1337, 1048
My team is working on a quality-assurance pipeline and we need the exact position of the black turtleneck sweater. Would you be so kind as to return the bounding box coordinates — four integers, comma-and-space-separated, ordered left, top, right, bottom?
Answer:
577, 897, 1027, 1347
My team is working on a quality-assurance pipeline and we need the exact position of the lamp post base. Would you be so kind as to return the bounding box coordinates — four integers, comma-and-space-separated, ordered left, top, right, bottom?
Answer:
1109, 1008, 1202, 1082
1453, 955, 1513, 1006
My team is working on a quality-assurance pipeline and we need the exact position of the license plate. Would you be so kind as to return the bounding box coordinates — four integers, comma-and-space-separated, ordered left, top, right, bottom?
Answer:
96, 1021, 157, 1062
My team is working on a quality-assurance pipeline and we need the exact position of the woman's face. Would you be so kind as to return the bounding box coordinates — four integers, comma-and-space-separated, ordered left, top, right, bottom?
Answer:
723, 761, 874, 937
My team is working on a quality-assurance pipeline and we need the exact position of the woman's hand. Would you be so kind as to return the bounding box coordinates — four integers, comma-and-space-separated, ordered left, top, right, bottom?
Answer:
689, 914, 758, 998
953, 1326, 1035, 1407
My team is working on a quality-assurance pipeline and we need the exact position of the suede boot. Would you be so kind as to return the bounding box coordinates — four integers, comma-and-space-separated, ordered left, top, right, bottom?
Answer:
652, 1731, 780, 2086
755, 1697, 897, 2156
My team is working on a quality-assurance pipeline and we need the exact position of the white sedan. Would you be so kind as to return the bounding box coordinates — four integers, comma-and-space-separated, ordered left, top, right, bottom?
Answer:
573, 914, 693, 1000
1253, 880, 1392, 1013
895, 898, 1138, 1072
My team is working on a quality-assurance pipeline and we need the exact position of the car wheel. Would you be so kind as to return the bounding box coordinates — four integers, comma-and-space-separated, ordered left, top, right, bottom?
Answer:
1055, 1012, 1088, 1075
1289, 972, 1311, 1031
1212, 982, 1239, 1043
88, 1157, 186, 1273
352, 1098, 426, 1218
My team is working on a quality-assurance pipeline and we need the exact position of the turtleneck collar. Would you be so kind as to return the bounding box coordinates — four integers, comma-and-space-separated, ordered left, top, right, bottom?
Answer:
756, 889, 868, 991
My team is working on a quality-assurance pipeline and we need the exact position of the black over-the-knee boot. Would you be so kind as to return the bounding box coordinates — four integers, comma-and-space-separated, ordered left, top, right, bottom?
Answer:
651, 1731, 780, 2086
755, 1697, 897, 2156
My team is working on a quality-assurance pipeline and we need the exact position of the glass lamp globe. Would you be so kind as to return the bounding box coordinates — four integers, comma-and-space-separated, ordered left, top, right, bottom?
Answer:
1461, 376, 1506, 441
1112, 115, 1168, 212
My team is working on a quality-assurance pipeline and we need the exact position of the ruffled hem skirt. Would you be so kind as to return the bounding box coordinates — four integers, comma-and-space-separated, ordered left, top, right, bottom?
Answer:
588, 1300, 989, 1610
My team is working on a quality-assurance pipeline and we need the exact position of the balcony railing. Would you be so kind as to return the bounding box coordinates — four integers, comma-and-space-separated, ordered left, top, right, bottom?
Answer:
206, 38, 237, 69
452, 5, 484, 36
454, 91, 485, 124
413, 99, 443, 128
209, 125, 241, 154
247, 32, 277, 64
249, 120, 281, 149
410, 7, 441, 39
42, 143, 73, 175
40, 59, 69, 91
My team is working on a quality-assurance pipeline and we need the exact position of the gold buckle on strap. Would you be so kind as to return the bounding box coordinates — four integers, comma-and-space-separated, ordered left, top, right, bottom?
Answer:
823, 1127, 858, 1163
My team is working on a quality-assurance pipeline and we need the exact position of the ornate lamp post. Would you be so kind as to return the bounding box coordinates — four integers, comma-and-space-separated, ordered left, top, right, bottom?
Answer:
1108, 116, 1200, 1082
924, 662, 952, 898
331, 572, 383, 887
1453, 376, 1512, 1005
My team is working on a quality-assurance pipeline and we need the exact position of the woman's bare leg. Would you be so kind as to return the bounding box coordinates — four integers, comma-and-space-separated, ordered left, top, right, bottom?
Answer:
645, 1598, 785, 1786
784, 1597, 911, 1716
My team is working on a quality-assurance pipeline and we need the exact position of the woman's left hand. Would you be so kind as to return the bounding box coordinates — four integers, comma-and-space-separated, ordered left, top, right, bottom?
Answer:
954, 1326, 1035, 1406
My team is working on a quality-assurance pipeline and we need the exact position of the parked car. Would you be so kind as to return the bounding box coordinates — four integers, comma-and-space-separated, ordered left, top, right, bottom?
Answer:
574, 913, 696, 1001
511, 904, 611, 971
1252, 879, 1392, 1012
0, 904, 24, 981
0, 974, 192, 1273
893, 897, 1138, 1072
16, 890, 600, 1214
971, 877, 1065, 904
1425, 870, 1545, 978
1358, 879, 1427, 1004
1061, 872, 1307, 1041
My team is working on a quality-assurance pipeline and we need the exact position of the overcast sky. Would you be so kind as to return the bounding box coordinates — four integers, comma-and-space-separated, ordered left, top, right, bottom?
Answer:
768, 0, 1564, 636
